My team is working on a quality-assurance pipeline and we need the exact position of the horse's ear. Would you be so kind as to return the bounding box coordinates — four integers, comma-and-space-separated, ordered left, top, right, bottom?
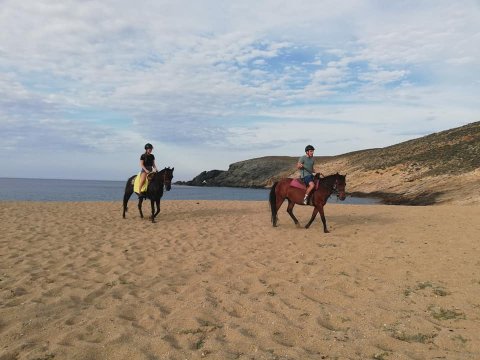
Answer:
172, 167, 174, 171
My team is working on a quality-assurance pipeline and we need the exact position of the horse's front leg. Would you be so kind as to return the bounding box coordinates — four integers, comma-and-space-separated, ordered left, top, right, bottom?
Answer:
138, 197, 144, 218
305, 207, 318, 229
286, 199, 301, 228
317, 205, 329, 233
150, 200, 156, 222
151, 199, 160, 222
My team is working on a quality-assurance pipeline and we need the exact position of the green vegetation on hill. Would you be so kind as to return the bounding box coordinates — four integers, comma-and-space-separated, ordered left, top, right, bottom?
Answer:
347, 122, 480, 176
179, 121, 480, 205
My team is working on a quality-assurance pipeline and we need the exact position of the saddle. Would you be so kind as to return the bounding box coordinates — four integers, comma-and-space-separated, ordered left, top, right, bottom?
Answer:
290, 178, 307, 190
290, 177, 321, 192
133, 172, 149, 194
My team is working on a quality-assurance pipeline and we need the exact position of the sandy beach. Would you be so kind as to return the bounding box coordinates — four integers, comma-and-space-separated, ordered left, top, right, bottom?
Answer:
1, 200, 480, 359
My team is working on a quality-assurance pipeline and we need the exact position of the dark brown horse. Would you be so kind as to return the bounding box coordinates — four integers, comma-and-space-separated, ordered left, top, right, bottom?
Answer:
269, 173, 346, 232
122, 167, 174, 222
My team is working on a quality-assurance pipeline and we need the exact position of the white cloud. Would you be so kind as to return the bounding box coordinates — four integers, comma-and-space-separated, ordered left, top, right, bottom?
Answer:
0, 0, 479, 180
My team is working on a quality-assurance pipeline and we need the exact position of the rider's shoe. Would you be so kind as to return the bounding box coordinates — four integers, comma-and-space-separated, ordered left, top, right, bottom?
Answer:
303, 196, 308, 205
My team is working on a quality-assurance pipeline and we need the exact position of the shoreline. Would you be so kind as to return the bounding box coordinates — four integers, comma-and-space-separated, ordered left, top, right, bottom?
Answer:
175, 183, 451, 206
1, 176, 463, 205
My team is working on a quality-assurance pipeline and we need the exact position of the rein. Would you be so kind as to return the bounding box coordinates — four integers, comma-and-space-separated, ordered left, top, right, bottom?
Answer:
317, 176, 342, 198
157, 168, 172, 190
332, 179, 341, 197
152, 170, 167, 190
162, 170, 168, 190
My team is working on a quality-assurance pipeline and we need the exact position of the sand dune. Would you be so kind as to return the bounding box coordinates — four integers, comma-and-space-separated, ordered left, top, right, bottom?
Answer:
1, 201, 480, 359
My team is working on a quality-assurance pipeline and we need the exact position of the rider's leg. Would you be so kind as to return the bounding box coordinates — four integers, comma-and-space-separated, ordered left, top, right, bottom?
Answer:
303, 181, 314, 204
139, 172, 147, 193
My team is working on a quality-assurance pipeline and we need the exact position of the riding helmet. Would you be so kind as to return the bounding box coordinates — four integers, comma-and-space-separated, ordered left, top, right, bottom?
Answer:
144, 143, 153, 150
305, 145, 315, 152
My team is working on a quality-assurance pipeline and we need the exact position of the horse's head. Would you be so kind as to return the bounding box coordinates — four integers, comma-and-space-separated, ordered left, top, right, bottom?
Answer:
162, 167, 174, 191
333, 173, 347, 201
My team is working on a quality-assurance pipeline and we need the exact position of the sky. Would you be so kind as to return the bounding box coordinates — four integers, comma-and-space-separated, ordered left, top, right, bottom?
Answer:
1, 1, 479, 181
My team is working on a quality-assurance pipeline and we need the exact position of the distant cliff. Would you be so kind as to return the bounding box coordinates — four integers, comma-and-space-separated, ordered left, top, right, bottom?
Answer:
176, 156, 311, 188
178, 121, 480, 205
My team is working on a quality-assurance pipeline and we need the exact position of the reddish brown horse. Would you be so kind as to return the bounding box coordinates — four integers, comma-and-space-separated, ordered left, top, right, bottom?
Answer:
269, 173, 346, 232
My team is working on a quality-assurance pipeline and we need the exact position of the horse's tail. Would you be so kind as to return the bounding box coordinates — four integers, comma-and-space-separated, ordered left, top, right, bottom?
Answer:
122, 176, 135, 218
269, 182, 278, 224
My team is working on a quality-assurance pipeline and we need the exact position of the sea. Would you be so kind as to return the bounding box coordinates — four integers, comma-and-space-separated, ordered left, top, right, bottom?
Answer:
0, 178, 378, 204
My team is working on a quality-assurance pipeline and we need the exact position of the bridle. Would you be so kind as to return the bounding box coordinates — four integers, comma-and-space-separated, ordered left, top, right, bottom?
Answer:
331, 177, 345, 198
162, 169, 173, 190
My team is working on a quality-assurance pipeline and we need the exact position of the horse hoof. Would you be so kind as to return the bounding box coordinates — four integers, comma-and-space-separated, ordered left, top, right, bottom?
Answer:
295, 223, 301, 228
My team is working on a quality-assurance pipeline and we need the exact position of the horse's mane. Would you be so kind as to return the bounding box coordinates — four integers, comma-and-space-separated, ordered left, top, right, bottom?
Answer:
317, 173, 344, 189
318, 172, 341, 182
151, 167, 173, 175
148, 167, 173, 182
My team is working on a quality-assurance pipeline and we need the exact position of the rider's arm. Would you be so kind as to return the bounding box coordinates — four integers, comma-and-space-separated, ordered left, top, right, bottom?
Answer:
296, 156, 305, 170
140, 159, 149, 173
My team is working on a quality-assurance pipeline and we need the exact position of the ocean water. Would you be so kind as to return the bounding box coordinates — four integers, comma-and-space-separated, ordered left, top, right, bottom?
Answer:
0, 178, 378, 204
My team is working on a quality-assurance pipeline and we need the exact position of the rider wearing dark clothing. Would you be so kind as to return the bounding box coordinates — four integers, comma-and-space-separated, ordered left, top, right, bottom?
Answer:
138, 143, 158, 194
140, 153, 155, 172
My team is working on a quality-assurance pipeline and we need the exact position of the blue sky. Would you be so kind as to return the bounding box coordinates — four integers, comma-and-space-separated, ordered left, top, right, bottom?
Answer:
1, 0, 479, 181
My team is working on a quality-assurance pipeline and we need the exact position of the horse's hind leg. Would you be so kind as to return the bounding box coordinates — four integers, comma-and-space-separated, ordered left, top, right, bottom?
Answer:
138, 198, 144, 218
123, 184, 133, 218
286, 200, 301, 228
273, 197, 284, 227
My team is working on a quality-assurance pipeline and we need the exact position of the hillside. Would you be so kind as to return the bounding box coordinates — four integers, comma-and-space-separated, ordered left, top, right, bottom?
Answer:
179, 121, 480, 205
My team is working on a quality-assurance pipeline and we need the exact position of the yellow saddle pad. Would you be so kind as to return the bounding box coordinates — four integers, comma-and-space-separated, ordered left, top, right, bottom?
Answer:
133, 172, 149, 194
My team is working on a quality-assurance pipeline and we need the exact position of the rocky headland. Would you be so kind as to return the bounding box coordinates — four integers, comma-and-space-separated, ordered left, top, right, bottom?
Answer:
177, 121, 480, 205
